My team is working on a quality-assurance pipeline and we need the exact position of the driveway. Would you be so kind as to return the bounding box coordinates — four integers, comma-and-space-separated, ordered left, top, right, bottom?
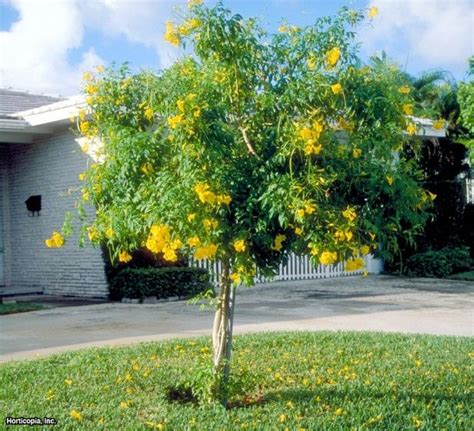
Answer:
1, 275, 472, 362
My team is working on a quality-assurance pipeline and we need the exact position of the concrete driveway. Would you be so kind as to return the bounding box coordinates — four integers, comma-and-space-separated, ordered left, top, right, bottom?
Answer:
1, 275, 472, 362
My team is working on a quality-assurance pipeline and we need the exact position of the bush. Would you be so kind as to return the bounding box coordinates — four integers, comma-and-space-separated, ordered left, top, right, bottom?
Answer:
109, 267, 213, 300
406, 246, 471, 278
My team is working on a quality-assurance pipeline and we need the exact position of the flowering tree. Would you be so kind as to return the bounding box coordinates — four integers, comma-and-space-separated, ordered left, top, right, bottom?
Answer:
56, 1, 433, 400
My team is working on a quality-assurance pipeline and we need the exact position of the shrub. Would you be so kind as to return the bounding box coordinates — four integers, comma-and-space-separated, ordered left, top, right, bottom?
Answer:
109, 267, 212, 300
406, 246, 471, 278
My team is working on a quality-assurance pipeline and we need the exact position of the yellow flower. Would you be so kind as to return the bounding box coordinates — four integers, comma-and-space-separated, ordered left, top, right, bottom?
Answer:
167, 114, 184, 129
295, 208, 305, 218
325, 47, 341, 68
87, 226, 100, 242
64, 379, 73, 385
360, 245, 370, 256
187, 236, 201, 247
335, 407, 344, 416
70, 410, 82, 421
78, 173, 85, 181
278, 24, 288, 33
119, 250, 132, 263
203, 218, 218, 230
368, 6, 379, 18
193, 107, 201, 118
399, 85, 411, 94
279, 414, 286, 422
194, 183, 216, 204
412, 416, 423, 429
320, 251, 338, 265
164, 20, 180, 46
79, 121, 91, 135
95, 65, 105, 73
345, 230, 353, 241
194, 244, 218, 260
217, 194, 232, 205
406, 123, 417, 135
144, 106, 154, 121
428, 191, 437, 201
140, 162, 154, 176
163, 246, 178, 262
188, 0, 202, 7
342, 207, 357, 222
230, 273, 241, 284
352, 148, 362, 158
386, 175, 394, 186
105, 228, 114, 239
304, 202, 316, 214
272, 234, 286, 251
119, 401, 129, 409
177, 99, 185, 112
187, 213, 196, 222
402, 104, 413, 115
45, 231, 65, 248
346, 257, 364, 271
368, 232, 376, 241
233, 239, 246, 252
433, 119, 444, 130
331, 83, 342, 94
294, 227, 303, 236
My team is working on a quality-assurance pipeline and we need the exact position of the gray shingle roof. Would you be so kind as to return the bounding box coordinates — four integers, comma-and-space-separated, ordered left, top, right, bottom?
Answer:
0, 89, 65, 117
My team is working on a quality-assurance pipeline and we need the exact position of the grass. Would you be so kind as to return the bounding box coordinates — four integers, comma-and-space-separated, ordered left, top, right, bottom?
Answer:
449, 271, 474, 282
0, 331, 472, 430
0, 302, 45, 315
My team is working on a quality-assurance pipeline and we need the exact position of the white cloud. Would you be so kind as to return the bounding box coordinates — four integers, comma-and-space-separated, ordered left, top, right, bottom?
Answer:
360, 0, 473, 76
0, 0, 104, 96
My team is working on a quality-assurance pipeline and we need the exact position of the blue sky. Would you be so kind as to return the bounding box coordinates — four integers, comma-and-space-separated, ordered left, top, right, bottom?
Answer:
0, 0, 472, 96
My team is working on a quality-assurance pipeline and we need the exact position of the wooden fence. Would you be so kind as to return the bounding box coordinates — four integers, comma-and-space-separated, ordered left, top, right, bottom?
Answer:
192, 253, 383, 286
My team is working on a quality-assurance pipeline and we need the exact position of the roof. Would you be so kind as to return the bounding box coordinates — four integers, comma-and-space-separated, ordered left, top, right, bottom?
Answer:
0, 89, 65, 118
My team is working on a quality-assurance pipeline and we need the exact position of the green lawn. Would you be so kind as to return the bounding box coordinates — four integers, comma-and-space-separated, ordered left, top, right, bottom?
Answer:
0, 302, 45, 315
1, 332, 472, 430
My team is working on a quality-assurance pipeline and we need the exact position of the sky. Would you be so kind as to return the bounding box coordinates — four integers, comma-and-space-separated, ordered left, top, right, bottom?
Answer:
0, 0, 472, 97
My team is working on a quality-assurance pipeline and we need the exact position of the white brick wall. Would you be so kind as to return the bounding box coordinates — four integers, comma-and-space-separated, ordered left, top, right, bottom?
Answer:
1, 128, 108, 297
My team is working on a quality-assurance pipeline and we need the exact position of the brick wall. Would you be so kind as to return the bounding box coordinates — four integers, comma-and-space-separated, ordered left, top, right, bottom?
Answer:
2, 128, 108, 297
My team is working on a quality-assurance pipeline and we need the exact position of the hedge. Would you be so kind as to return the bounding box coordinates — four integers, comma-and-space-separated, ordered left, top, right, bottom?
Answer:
109, 267, 213, 300
406, 246, 471, 278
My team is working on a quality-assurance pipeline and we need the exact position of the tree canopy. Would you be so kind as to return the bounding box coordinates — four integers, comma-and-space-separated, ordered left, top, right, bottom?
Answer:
66, 2, 432, 281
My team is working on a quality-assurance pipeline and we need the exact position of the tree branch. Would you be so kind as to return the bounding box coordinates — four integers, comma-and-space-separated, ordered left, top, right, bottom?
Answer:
239, 127, 258, 157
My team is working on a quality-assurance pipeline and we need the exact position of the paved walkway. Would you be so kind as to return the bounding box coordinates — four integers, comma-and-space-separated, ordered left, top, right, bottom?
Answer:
1, 276, 472, 362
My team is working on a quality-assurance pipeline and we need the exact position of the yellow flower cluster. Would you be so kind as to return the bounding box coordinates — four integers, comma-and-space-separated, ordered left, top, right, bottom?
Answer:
140, 162, 154, 176
164, 21, 180, 47
70, 410, 82, 421
45, 231, 64, 248
146, 224, 182, 262
194, 243, 218, 260
342, 207, 357, 222
87, 226, 100, 242
203, 218, 218, 230
399, 85, 411, 94
167, 113, 184, 129
335, 229, 353, 242
352, 148, 362, 158
179, 18, 201, 36
432, 119, 444, 130
319, 251, 338, 265
233, 239, 246, 252
406, 123, 417, 135
331, 83, 342, 94
360, 245, 370, 256
346, 257, 364, 271
271, 234, 286, 251
194, 183, 231, 205
144, 106, 154, 121
119, 250, 132, 263
402, 104, 413, 115
187, 236, 201, 247
325, 47, 341, 68
297, 120, 323, 155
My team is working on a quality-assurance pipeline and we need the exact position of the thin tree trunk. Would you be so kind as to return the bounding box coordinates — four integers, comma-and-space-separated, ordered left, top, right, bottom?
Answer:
211, 257, 235, 403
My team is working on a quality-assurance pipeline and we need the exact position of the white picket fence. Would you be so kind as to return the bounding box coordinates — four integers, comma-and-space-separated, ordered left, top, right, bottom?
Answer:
192, 253, 383, 286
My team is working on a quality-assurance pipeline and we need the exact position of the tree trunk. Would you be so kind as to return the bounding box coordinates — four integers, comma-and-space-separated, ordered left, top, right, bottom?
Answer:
211, 257, 236, 403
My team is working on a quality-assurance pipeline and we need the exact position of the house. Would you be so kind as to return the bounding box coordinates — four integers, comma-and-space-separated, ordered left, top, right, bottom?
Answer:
0, 88, 447, 298
0, 89, 108, 297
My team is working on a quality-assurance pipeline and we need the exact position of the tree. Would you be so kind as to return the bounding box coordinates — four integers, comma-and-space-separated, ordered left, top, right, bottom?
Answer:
61, 1, 432, 402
